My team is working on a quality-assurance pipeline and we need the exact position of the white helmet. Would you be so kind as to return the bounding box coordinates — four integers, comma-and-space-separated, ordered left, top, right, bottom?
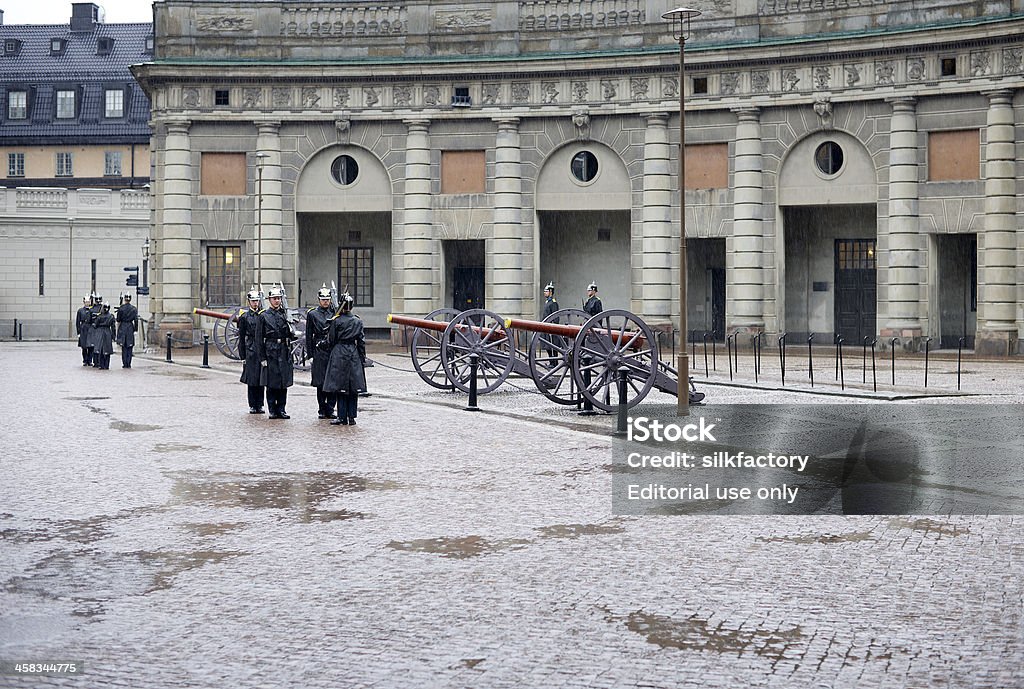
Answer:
317, 284, 332, 300
268, 285, 285, 299
246, 289, 261, 302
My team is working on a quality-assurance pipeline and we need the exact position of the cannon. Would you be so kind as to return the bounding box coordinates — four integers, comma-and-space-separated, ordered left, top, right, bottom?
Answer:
193, 306, 308, 369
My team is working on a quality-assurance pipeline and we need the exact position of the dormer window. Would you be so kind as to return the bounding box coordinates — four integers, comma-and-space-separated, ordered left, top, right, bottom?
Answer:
97, 37, 114, 55
145, 36, 155, 53
56, 89, 76, 119
50, 38, 67, 56
3, 39, 22, 56
8, 91, 28, 120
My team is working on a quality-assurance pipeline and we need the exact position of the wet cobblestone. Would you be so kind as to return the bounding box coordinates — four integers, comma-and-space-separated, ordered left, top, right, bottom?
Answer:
0, 342, 1021, 688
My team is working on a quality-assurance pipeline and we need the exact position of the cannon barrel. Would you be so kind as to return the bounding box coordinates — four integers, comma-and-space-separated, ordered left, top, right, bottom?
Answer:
505, 316, 648, 348
387, 313, 506, 341
193, 307, 239, 320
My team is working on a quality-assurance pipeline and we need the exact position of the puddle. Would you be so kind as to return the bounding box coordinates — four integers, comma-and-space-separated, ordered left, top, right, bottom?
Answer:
458, 659, 485, 669
889, 517, 970, 537
756, 530, 875, 545
613, 609, 803, 661
146, 369, 204, 380
110, 421, 162, 432
181, 522, 248, 537
0, 508, 160, 545
64, 396, 111, 401
534, 523, 625, 539
387, 535, 530, 559
153, 443, 203, 454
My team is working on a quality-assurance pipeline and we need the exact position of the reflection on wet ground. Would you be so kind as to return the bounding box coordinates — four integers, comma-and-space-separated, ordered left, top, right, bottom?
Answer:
0, 507, 161, 545
152, 443, 204, 453
180, 522, 248, 537
388, 522, 625, 558
887, 517, 970, 537
756, 530, 875, 545
109, 420, 162, 433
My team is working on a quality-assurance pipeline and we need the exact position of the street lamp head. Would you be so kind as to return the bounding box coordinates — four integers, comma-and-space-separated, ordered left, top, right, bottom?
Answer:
662, 6, 701, 41
255, 152, 270, 166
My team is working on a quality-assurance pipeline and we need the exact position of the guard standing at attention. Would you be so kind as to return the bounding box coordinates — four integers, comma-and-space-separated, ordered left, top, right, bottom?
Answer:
88, 293, 104, 366
306, 285, 337, 419
91, 303, 116, 370
115, 293, 138, 369
76, 294, 94, 365
583, 281, 603, 317
325, 293, 367, 426
237, 288, 265, 414
541, 282, 559, 319
257, 285, 296, 419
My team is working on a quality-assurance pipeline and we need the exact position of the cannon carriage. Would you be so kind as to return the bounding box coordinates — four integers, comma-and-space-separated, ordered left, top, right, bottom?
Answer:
193, 307, 308, 369
389, 307, 703, 411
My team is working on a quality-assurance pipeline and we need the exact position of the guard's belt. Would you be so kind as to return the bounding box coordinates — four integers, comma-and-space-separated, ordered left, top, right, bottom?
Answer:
337, 338, 359, 345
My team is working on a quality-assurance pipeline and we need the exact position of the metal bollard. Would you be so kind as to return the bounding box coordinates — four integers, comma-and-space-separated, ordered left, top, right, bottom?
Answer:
733, 331, 740, 373
862, 336, 870, 384
924, 337, 932, 388
957, 336, 964, 391
778, 333, 787, 387
691, 330, 696, 371
12, 319, 16, 338
808, 333, 815, 387
201, 333, 210, 368
752, 334, 759, 384
712, 337, 717, 372
465, 353, 480, 411
165, 332, 173, 362
890, 337, 898, 386
837, 337, 845, 390
613, 367, 629, 437
579, 365, 597, 416
726, 334, 734, 381
703, 332, 710, 378
18, 323, 23, 341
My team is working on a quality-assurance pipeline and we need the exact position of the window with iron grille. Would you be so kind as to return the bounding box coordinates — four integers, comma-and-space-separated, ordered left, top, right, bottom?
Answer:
56, 89, 76, 118
8, 91, 27, 119
104, 89, 123, 117
338, 247, 373, 307
104, 151, 122, 176
836, 239, 876, 270
206, 245, 242, 306
8, 153, 25, 177
56, 152, 73, 177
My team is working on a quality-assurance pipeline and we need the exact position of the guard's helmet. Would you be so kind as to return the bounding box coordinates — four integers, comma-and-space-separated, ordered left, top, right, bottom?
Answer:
268, 285, 285, 299
246, 289, 261, 302
94, 294, 103, 304
317, 284, 332, 300
83, 295, 92, 303
544, 282, 555, 293
123, 293, 132, 301
587, 282, 598, 291
102, 302, 111, 311
339, 292, 355, 308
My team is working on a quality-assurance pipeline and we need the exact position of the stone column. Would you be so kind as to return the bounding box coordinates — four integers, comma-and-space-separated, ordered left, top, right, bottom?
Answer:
730, 107, 765, 334
157, 118, 193, 343
642, 113, 673, 324
256, 121, 283, 291
881, 96, 923, 347
492, 117, 524, 317
402, 119, 434, 315
976, 89, 1019, 355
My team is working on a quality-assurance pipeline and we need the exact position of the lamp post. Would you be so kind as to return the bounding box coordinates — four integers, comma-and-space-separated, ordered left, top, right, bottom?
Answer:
255, 152, 270, 292
67, 216, 75, 339
662, 6, 701, 416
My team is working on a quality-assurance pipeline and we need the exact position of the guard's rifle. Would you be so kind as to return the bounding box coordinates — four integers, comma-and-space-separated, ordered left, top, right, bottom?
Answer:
330, 280, 339, 313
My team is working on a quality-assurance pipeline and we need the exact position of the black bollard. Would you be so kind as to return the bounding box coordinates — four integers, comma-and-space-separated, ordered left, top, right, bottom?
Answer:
613, 367, 629, 437
712, 337, 717, 372
778, 333, 787, 387
924, 337, 932, 388
671, 328, 676, 364
18, 323, 23, 341
957, 336, 964, 391
201, 333, 210, 368
753, 334, 759, 384
165, 332, 173, 362
691, 330, 696, 371
808, 333, 814, 388
11, 319, 16, 338
871, 339, 878, 393
837, 337, 845, 391
862, 336, 870, 384
890, 337, 898, 386
464, 353, 480, 411
733, 331, 740, 373
578, 365, 597, 416
703, 332, 709, 378
726, 334, 734, 381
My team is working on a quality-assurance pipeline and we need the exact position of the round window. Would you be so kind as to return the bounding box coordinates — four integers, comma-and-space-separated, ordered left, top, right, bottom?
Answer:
814, 141, 844, 176
331, 155, 359, 185
570, 150, 599, 183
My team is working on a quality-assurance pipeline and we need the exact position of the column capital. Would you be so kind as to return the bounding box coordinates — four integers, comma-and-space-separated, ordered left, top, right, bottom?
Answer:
982, 88, 1015, 106
403, 118, 431, 133
163, 118, 192, 135
646, 112, 670, 126
493, 116, 521, 130
256, 120, 282, 135
885, 96, 917, 111
731, 106, 761, 120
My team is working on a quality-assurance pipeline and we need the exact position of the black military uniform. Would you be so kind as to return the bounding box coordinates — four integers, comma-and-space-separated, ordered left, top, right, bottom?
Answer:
583, 282, 603, 317
256, 287, 296, 419
88, 296, 104, 366
237, 290, 265, 414
92, 303, 116, 370
324, 295, 366, 426
115, 296, 138, 369
306, 286, 336, 419
76, 296, 94, 365
541, 282, 559, 320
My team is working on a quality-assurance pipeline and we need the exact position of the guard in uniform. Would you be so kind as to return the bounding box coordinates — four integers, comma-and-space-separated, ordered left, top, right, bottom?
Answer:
306, 285, 336, 419
583, 281, 603, 317
76, 295, 94, 365
115, 294, 138, 368
325, 293, 367, 426
88, 294, 104, 367
256, 285, 296, 419
237, 289, 265, 414
92, 302, 116, 370
541, 282, 559, 319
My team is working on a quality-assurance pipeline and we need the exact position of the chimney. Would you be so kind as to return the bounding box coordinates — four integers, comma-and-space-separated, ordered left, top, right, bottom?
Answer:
71, 3, 102, 32
0, 9, 5, 26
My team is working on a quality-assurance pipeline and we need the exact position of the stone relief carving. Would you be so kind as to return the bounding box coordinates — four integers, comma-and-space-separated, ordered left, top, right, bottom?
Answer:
971, 51, 991, 76
434, 8, 492, 31
721, 73, 740, 95
600, 79, 617, 100
272, 88, 291, 107
281, 6, 406, 37
630, 77, 650, 101
541, 82, 558, 104
424, 85, 441, 106
813, 95, 832, 127
394, 85, 412, 106
196, 13, 254, 33
511, 83, 530, 103
907, 58, 925, 81
333, 87, 350, 107
482, 84, 500, 105
363, 87, 380, 107
182, 88, 200, 108
572, 81, 589, 103
572, 109, 590, 137
301, 88, 320, 108
751, 71, 769, 94
1004, 48, 1024, 74
782, 69, 799, 92
813, 67, 831, 90
242, 88, 262, 108
844, 65, 861, 86
663, 76, 679, 98
875, 61, 895, 85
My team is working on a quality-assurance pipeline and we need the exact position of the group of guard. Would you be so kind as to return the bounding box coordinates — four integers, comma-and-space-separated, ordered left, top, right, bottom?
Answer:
75, 293, 138, 370
540, 281, 604, 318
237, 284, 367, 424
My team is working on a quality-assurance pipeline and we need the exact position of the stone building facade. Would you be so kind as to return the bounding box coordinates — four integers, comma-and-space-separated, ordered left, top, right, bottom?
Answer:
134, 0, 1024, 354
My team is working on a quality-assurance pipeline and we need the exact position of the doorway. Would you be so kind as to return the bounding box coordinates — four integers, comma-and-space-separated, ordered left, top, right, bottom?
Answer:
834, 238, 877, 342
936, 234, 977, 348
444, 240, 484, 311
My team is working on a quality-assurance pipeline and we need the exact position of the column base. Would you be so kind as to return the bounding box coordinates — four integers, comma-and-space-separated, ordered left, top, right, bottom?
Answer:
156, 315, 195, 349
878, 327, 923, 352
974, 329, 1019, 357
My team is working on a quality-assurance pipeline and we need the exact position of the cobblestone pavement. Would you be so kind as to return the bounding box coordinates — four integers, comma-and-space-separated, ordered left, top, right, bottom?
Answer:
1, 342, 1022, 688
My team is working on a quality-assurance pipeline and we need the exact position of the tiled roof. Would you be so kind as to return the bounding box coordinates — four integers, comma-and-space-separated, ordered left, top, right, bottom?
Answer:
0, 21, 153, 142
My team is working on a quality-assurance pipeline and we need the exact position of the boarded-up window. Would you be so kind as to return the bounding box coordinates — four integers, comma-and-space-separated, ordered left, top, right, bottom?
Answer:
441, 150, 485, 194
200, 152, 247, 195
928, 130, 980, 181
685, 143, 728, 189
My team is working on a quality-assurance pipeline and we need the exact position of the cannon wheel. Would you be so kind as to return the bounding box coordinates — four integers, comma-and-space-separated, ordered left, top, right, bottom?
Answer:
212, 308, 242, 360
527, 308, 588, 405
291, 338, 308, 370
410, 308, 461, 390
441, 309, 514, 394
572, 309, 658, 412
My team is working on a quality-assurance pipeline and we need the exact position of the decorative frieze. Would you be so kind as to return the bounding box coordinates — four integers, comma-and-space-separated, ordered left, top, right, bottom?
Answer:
760, 0, 887, 14
434, 7, 492, 32
280, 5, 406, 37
518, 0, 644, 31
